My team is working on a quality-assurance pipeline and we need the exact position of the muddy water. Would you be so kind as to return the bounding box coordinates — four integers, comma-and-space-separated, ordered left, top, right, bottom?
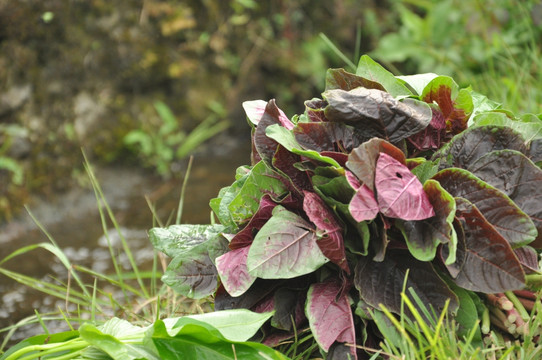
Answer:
0, 142, 251, 344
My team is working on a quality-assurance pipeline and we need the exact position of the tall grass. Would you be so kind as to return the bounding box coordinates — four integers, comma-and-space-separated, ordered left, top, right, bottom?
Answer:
0, 155, 208, 353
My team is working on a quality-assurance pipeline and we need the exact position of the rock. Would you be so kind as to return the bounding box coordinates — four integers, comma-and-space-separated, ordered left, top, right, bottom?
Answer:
0, 84, 32, 116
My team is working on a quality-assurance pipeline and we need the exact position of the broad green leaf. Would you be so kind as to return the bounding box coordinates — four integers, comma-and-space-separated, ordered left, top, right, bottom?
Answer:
396, 73, 438, 96
0, 331, 80, 359
472, 111, 542, 144
433, 168, 537, 247
79, 323, 159, 360
227, 161, 288, 224
451, 198, 525, 293
265, 124, 342, 168
468, 90, 501, 120
356, 55, 413, 97
399, 179, 457, 263
181, 310, 274, 342
247, 206, 328, 279
210, 170, 250, 228
445, 281, 482, 343
149, 224, 225, 259
161, 242, 218, 299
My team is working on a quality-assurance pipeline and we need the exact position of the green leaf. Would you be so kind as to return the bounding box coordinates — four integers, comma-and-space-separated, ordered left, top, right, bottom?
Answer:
181, 310, 274, 342
473, 111, 542, 144
149, 224, 225, 259
247, 206, 328, 279
356, 55, 413, 97
161, 242, 218, 299
444, 282, 482, 343
396, 73, 439, 96
80, 322, 159, 360
227, 161, 288, 224
265, 124, 342, 168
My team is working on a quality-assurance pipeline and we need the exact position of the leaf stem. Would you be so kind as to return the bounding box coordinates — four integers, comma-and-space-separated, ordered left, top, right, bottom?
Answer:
505, 291, 530, 321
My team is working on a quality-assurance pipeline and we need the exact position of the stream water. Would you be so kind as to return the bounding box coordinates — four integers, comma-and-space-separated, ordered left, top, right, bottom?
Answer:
0, 142, 251, 344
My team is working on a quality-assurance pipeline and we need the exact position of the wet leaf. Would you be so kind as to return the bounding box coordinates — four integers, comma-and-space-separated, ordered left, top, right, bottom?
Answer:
246, 206, 328, 279
306, 278, 356, 355
375, 153, 434, 220
433, 168, 537, 247
451, 198, 525, 293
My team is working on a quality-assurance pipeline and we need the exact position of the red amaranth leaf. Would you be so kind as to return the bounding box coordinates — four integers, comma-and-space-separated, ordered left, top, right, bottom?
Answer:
349, 185, 379, 222
306, 278, 356, 357
303, 191, 349, 273
229, 195, 277, 250
375, 153, 434, 220
216, 246, 256, 297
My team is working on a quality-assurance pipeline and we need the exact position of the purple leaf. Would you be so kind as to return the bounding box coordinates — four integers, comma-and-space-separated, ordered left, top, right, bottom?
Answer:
346, 138, 406, 192
514, 246, 540, 273
253, 100, 288, 163
325, 68, 385, 92
303, 191, 349, 273
216, 246, 256, 297
451, 198, 525, 293
433, 168, 537, 247
243, 99, 293, 129
408, 105, 447, 151
272, 145, 312, 194
229, 195, 277, 250
294, 122, 368, 153
323, 88, 432, 144
345, 170, 361, 190
349, 185, 379, 222
375, 153, 435, 220
306, 278, 356, 356
354, 250, 458, 319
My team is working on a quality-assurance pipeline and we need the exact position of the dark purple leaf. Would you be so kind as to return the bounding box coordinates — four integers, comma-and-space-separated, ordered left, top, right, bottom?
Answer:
306, 278, 356, 355
229, 195, 277, 250
323, 88, 432, 144
294, 122, 368, 153
451, 198, 525, 293
433, 168, 537, 247
408, 105, 447, 151
247, 206, 328, 279
216, 246, 256, 297
346, 138, 406, 192
371, 215, 390, 262
214, 279, 282, 311
514, 246, 540, 273
272, 145, 312, 194
303, 191, 349, 273
375, 153, 435, 220
325, 68, 386, 92
354, 250, 458, 319
271, 288, 307, 331
467, 149, 542, 247
320, 151, 349, 167
433, 125, 528, 170
399, 179, 456, 262
349, 185, 379, 222
305, 98, 328, 122
253, 100, 285, 163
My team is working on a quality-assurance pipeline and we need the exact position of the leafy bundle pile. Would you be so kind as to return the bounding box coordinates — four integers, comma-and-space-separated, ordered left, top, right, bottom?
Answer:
150, 55, 542, 358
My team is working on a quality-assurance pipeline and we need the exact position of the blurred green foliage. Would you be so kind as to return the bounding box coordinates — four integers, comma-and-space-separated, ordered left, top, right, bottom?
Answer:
371, 0, 542, 114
